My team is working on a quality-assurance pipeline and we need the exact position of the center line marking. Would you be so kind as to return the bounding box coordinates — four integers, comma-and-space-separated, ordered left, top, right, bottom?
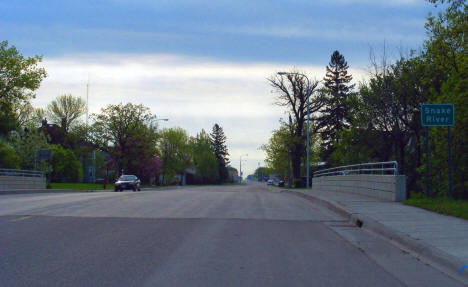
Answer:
10, 215, 33, 222
10, 212, 48, 222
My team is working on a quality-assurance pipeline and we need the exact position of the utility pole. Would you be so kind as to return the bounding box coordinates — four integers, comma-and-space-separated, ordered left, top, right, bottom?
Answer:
288, 149, 291, 187
86, 78, 89, 127
239, 154, 247, 183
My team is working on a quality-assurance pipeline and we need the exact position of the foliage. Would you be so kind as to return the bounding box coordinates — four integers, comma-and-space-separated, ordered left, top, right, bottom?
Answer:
90, 103, 158, 182
190, 129, 219, 184
318, 50, 355, 159
47, 94, 87, 133
140, 156, 162, 185
333, 55, 430, 194
404, 197, 468, 220
254, 166, 275, 180
11, 128, 49, 170
226, 166, 239, 182
261, 118, 321, 178
0, 142, 20, 169
268, 71, 322, 180
325, 1, 467, 199
50, 145, 83, 182
421, 0, 467, 199
260, 120, 291, 176
327, 127, 392, 166
159, 127, 189, 184
293, 178, 305, 188
0, 41, 47, 135
210, 123, 230, 183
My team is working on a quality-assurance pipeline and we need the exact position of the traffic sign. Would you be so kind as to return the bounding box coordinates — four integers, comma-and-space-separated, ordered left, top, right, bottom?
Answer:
421, 103, 455, 199
37, 149, 52, 160
421, 104, 454, 126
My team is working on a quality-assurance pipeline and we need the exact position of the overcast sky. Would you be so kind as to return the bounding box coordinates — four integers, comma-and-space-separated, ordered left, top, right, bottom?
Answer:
1, 0, 440, 176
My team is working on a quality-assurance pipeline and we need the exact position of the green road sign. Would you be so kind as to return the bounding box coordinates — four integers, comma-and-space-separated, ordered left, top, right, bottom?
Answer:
421, 104, 454, 126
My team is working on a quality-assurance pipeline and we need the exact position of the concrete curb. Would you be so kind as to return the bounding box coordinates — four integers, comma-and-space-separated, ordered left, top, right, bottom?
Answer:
282, 188, 468, 284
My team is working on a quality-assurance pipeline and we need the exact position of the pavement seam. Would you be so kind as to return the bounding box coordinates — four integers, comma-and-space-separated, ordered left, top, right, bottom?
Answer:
281, 188, 468, 285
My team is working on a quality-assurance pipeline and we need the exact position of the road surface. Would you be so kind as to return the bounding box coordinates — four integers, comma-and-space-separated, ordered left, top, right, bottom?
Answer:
0, 182, 464, 286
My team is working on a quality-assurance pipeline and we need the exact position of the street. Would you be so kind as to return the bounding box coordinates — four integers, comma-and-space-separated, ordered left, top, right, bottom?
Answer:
0, 183, 464, 287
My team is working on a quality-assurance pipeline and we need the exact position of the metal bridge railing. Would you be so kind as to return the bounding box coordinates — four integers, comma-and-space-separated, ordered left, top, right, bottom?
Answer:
0, 168, 44, 178
313, 161, 399, 177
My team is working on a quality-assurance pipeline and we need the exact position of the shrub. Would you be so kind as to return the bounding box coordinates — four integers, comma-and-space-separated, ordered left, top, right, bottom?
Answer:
50, 145, 82, 182
0, 142, 20, 169
293, 178, 304, 188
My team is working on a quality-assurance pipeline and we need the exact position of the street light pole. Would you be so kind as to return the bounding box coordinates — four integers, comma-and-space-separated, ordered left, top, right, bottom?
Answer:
278, 72, 311, 189
239, 154, 248, 182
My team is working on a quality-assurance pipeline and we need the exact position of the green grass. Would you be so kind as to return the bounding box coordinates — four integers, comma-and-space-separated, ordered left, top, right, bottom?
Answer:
49, 183, 114, 190
404, 197, 468, 220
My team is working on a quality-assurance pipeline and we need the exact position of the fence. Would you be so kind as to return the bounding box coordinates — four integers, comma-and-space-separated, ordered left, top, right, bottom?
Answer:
0, 168, 44, 177
313, 161, 399, 177
0, 168, 45, 191
312, 161, 406, 202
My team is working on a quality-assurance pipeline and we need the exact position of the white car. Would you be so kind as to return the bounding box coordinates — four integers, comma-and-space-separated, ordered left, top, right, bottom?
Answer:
267, 179, 274, 185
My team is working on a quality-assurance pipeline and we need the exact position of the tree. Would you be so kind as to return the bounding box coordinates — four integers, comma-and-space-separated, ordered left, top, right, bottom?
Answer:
0, 41, 47, 136
210, 123, 229, 183
0, 142, 20, 169
12, 128, 49, 170
15, 105, 46, 129
260, 120, 291, 176
50, 145, 83, 182
47, 94, 87, 133
226, 166, 238, 182
422, 0, 467, 198
90, 103, 158, 180
190, 129, 219, 184
159, 127, 189, 184
261, 118, 321, 179
318, 50, 355, 159
268, 71, 321, 181
358, 55, 429, 177
140, 156, 162, 185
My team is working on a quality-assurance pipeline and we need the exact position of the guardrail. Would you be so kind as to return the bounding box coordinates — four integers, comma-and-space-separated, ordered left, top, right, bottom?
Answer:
314, 161, 399, 177
0, 168, 44, 178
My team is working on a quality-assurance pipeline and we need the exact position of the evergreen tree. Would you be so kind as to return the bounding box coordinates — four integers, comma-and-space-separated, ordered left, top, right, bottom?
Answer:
210, 123, 229, 183
319, 50, 355, 159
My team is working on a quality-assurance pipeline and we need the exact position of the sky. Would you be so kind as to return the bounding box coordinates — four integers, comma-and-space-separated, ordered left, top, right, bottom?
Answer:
1, 0, 440, 176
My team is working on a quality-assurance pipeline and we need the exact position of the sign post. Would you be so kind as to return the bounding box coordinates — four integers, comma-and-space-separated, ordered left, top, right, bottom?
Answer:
37, 149, 52, 185
421, 104, 454, 198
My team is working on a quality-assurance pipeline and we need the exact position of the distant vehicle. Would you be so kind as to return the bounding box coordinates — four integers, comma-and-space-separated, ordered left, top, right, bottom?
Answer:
277, 180, 285, 187
114, 175, 141, 191
267, 179, 274, 185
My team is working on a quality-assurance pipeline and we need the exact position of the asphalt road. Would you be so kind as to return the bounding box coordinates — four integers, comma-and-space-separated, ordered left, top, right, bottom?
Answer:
0, 182, 464, 287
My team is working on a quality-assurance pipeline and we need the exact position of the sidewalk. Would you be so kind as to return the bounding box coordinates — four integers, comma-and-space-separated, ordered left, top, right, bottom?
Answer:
282, 187, 468, 283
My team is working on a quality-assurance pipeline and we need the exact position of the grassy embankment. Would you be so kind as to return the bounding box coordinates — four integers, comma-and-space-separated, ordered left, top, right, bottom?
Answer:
404, 197, 468, 220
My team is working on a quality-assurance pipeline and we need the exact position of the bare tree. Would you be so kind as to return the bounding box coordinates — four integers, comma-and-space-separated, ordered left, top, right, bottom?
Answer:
47, 94, 86, 133
268, 71, 322, 181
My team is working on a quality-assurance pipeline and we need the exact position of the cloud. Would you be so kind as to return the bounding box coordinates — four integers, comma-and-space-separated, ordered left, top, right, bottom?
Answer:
33, 53, 369, 175
216, 18, 426, 46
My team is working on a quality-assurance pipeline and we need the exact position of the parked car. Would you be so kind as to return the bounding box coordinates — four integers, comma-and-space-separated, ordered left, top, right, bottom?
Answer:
114, 175, 141, 191
267, 179, 274, 185
277, 180, 285, 187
